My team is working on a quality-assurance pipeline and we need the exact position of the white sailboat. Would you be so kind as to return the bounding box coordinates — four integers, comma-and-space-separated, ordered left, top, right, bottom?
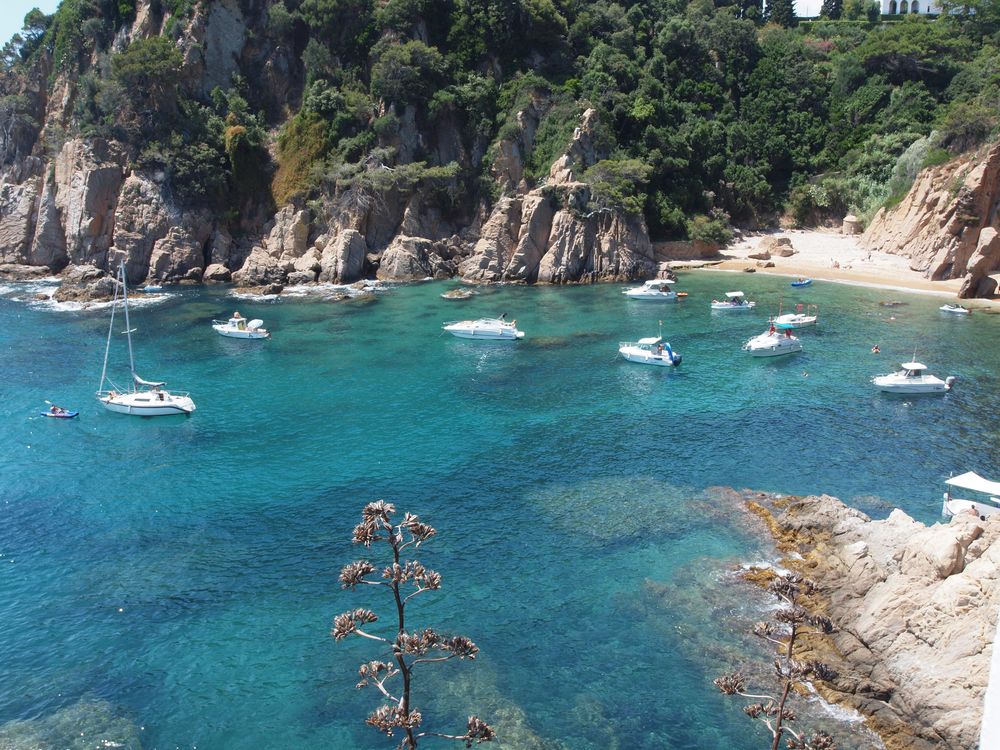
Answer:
97, 261, 196, 416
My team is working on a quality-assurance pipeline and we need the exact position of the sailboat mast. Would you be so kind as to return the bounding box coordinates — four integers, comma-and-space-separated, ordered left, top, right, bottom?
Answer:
119, 260, 137, 383
98, 264, 121, 392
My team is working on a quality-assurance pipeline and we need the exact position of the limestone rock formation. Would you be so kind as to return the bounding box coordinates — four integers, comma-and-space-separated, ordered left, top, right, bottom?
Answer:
459, 109, 656, 284
746, 491, 997, 750
377, 235, 453, 280
863, 143, 1000, 298
0, 169, 42, 264
318, 230, 367, 283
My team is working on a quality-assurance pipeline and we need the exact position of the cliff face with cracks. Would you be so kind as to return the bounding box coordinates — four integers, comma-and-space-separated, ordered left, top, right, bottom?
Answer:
739, 489, 997, 750
0, 1, 656, 292
862, 143, 1000, 299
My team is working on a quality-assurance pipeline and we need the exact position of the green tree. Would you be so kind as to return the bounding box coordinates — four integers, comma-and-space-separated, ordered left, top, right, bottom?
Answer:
370, 40, 446, 105
766, 0, 798, 27
820, 0, 843, 19
111, 35, 184, 130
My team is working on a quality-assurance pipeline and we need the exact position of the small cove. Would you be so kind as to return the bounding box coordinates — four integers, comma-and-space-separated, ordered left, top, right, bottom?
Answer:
0, 273, 996, 749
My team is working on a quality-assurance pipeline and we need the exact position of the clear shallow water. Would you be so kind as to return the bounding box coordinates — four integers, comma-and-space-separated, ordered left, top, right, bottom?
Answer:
1, 273, 998, 749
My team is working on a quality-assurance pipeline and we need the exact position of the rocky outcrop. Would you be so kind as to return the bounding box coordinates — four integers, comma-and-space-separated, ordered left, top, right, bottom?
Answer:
863, 143, 1000, 298
745, 491, 997, 750
0, 169, 43, 264
318, 230, 367, 283
459, 109, 656, 284
52, 263, 116, 301
52, 139, 126, 267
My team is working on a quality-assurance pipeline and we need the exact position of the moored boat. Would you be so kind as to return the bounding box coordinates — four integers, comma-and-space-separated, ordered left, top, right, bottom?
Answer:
622, 279, 678, 300
774, 304, 818, 329
618, 336, 682, 367
942, 472, 1000, 520
443, 316, 524, 340
742, 324, 802, 357
213, 312, 270, 339
791, 278, 813, 287
97, 261, 196, 417
711, 291, 755, 310
872, 362, 955, 394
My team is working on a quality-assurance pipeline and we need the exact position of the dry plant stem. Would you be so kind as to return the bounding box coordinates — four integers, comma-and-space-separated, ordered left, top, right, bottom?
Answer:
334, 501, 494, 750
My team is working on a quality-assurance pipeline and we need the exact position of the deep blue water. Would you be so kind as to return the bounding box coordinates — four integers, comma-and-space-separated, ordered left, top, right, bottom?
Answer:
0, 272, 997, 749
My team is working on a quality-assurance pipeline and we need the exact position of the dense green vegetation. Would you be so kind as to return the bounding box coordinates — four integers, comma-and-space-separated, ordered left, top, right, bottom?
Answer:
2, 0, 999, 238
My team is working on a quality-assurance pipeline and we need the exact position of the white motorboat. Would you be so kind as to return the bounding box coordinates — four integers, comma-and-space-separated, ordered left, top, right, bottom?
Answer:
940, 304, 970, 315
213, 313, 270, 339
774, 304, 818, 329
942, 472, 1000, 520
618, 335, 682, 367
622, 279, 678, 300
97, 261, 195, 416
872, 362, 955, 394
443, 316, 524, 340
742, 325, 802, 357
711, 291, 755, 310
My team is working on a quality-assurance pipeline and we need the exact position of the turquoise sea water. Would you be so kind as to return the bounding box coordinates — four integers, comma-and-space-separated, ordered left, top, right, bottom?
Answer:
1, 272, 998, 749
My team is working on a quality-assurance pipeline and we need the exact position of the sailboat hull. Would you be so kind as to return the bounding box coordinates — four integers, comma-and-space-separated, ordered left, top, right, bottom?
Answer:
98, 391, 195, 416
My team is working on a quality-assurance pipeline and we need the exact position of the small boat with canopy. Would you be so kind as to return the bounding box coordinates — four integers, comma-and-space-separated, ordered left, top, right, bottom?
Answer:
872, 362, 955, 394
943, 472, 1000, 520
213, 312, 270, 339
711, 291, 755, 310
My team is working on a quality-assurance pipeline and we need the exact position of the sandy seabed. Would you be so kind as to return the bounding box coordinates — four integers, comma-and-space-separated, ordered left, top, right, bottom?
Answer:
679, 228, 1000, 307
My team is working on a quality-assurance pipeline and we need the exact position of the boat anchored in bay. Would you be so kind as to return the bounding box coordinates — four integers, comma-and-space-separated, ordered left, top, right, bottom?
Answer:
97, 261, 196, 416
872, 361, 955, 394
742, 323, 803, 357
711, 291, 755, 310
774, 303, 818, 329
618, 322, 682, 366
213, 312, 270, 339
442, 315, 524, 340
622, 279, 678, 300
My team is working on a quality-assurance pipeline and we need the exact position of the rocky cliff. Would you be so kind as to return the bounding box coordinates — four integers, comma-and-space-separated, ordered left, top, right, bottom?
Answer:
0, 1, 656, 293
862, 143, 1000, 299
742, 490, 997, 750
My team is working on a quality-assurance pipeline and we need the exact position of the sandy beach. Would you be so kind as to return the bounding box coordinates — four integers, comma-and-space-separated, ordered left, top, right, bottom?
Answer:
677, 229, 1000, 305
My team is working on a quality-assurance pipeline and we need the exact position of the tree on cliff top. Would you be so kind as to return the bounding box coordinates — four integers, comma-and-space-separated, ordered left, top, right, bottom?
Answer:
765, 0, 797, 27
333, 501, 495, 750
715, 574, 838, 750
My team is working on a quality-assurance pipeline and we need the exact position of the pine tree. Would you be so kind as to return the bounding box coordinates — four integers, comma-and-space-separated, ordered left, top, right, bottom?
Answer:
766, 0, 798, 26
821, 0, 844, 18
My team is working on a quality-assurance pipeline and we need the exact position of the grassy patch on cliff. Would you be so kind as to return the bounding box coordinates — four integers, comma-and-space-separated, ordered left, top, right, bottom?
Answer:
272, 114, 330, 206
